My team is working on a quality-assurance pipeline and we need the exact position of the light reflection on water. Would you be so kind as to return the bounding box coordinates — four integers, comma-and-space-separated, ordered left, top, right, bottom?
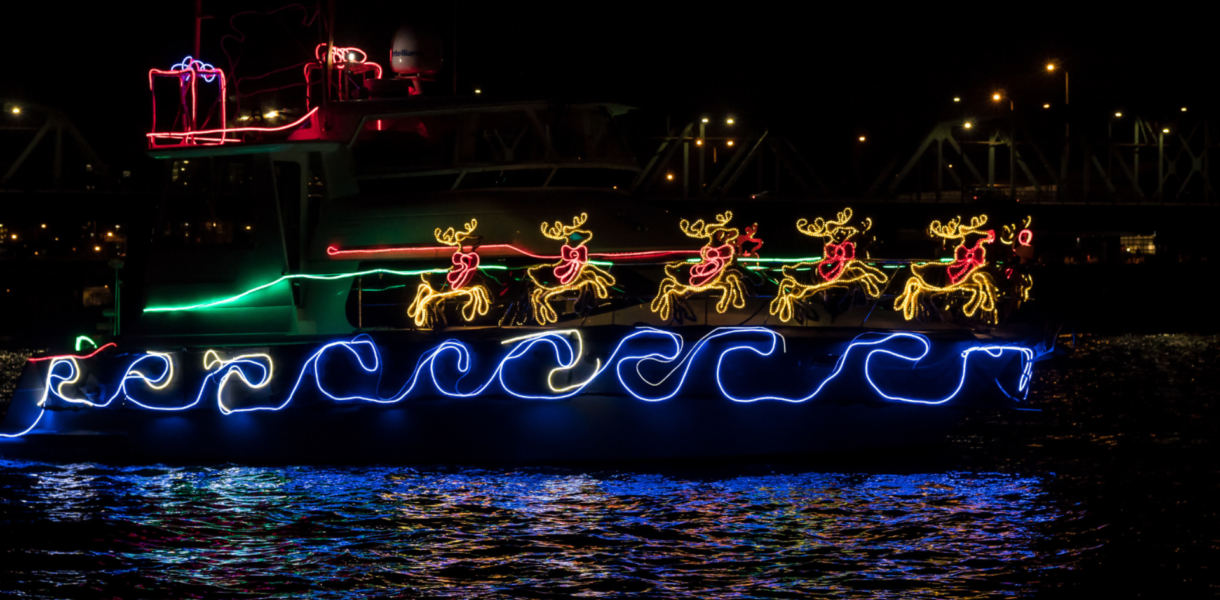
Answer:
0, 464, 1049, 598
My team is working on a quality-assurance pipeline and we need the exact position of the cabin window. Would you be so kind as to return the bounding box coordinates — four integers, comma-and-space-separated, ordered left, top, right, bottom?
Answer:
153, 155, 273, 249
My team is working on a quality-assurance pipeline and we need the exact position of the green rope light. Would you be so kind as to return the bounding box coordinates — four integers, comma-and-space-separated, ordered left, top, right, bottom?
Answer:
75, 336, 98, 351
145, 268, 449, 313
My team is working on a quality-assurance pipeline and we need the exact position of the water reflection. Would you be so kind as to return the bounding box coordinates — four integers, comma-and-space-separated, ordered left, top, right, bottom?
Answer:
1, 464, 1048, 598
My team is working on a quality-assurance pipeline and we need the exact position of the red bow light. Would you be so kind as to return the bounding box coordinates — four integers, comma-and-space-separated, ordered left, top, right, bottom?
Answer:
553, 244, 589, 284
689, 244, 734, 287
447, 251, 480, 289
818, 241, 856, 282
947, 234, 993, 284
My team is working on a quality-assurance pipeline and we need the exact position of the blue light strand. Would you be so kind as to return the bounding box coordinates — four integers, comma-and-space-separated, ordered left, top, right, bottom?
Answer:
4, 329, 1040, 438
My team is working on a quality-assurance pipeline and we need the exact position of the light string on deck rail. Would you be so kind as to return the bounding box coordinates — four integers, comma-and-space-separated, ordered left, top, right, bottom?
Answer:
1, 328, 1039, 438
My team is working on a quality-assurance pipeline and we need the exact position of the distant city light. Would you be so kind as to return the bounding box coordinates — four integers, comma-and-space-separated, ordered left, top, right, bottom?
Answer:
40, 224, 46, 228
265, 111, 279, 119
1043, 103, 1050, 109
245, 225, 252, 230
10, 107, 19, 115
964, 122, 973, 129
953, 97, 960, 102
992, 93, 1001, 101
1046, 63, 1055, 71
1115, 112, 1122, 117
726, 118, 735, 125
727, 140, 734, 146
701, 118, 709, 123
666, 173, 674, 180
474, 89, 481, 94
696, 139, 703, 146
94, 246, 101, 252
1163, 128, 1170, 133
1181, 107, 1187, 112
859, 136, 866, 142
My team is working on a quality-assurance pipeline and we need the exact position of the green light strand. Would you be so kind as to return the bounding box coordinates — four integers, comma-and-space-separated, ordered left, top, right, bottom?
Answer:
145, 268, 449, 313
74, 336, 98, 351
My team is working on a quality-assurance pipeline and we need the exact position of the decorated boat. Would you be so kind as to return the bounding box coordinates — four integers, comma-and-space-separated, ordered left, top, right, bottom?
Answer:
1, 30, 1048, 463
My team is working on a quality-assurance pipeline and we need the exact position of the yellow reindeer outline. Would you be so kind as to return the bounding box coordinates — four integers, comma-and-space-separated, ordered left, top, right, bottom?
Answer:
526, 213, 616, 325
894, 215, 1001, 323
651, 211, 747, 321
769, 208, 889, 323
406, 219, 491, 327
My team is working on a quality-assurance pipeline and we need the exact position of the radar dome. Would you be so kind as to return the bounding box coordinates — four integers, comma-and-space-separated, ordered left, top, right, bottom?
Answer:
391, 25, 442, 76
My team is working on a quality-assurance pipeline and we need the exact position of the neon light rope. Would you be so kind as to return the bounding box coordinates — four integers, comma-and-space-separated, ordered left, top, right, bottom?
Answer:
147, 107, 319, 142
28, 343, 117, 363
143, 267, 449, 313
326, 243, 698, 262
2, 328, 1040, 438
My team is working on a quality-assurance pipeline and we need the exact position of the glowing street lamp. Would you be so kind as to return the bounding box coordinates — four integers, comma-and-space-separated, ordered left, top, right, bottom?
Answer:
953, 97, 960, 102
726, 118, 735, 125
9, 107, 19, 115
1046, 63, 1055, 72
992, 93, 1001, 101
1115, 112, 1122, 118
858, 136, 866, 142
964, 122, 973, 129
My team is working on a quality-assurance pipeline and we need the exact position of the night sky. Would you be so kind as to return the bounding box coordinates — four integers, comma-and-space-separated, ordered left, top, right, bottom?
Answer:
3, 1, 1213, 183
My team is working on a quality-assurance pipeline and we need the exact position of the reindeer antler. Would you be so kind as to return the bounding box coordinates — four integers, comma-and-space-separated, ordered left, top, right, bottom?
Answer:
1000, 216, 1033, 245
540, 213, 593, 244
679, 211, 738, 241
435, 219, 479, 246
796, 208, 868, 242
928, 215, 990, 240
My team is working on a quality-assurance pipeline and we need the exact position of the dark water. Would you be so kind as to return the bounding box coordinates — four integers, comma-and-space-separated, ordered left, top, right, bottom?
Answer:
2, 334, 1217, 598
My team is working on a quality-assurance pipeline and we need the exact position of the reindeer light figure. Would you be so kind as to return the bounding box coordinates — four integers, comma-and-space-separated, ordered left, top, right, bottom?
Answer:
407, 219, 491, 327
894, 215, 1001, 323
769, 208, 888, 323
526, 213, 616, 325
651, 212, 749, 321
999, 216, 1035, 304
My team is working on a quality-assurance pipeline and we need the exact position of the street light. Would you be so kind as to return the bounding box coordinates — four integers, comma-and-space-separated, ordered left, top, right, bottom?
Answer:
992, 93, 1001, 101
1181, 107, 1187, 112
9, 107, 19, 115
1115, 112, 1122, 118
1043, 103, 1050, 109
858, 136, 866, 142
964, 122, 973, 129
953, 97, 960, 102
726, 118, 735, 125
1046, 63, 1055, 71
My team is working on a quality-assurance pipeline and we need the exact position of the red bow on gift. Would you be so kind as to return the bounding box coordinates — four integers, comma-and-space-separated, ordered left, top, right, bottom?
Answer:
818, 241, 855, 282
946, 234, 993, 283
553, 244, 589, 284
689, 244, 733, 287
447, 251, 480, 289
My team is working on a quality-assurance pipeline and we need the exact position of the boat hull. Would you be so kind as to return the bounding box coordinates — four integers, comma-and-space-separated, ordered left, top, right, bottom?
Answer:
1, 327, 1039, 463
